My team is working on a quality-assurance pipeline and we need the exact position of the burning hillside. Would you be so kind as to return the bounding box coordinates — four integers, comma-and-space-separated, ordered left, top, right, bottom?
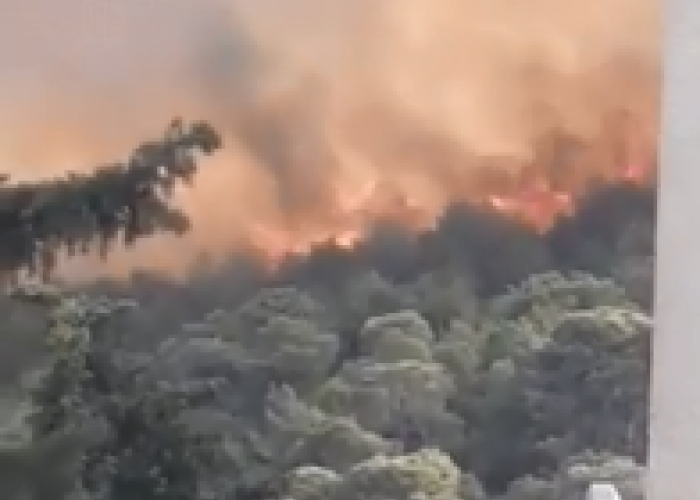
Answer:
0, 5, 661, 500
0, 0, 660, 279
242, 120, 657, 265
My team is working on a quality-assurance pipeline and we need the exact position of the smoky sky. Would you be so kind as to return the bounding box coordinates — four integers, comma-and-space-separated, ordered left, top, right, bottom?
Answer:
0, 0, 661, 280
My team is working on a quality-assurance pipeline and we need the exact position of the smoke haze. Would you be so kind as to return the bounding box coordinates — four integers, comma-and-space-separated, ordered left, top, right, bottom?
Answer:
0, 0, 661, 279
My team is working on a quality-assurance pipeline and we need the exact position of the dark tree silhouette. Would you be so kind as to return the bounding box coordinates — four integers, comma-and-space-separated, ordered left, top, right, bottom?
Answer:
0, 119, 221, 282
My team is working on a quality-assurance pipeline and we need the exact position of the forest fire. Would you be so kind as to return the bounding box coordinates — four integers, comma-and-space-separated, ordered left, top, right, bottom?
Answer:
242, 137, 656, 267
0, 0, 660, 279
0, 2, 660, 497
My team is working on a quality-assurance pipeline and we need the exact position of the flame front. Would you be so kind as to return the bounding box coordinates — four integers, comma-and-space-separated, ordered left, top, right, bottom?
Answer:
242, 133, 655, 268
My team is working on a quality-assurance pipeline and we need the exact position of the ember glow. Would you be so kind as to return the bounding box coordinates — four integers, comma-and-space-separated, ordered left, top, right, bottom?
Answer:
0, 0, 660, 278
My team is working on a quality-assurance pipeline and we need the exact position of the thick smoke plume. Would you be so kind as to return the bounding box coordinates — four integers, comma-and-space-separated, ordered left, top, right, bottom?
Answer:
0, 0, 660, 279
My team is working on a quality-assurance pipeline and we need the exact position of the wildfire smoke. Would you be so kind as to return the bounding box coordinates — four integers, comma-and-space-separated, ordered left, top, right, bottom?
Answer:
0, 0, 661, 279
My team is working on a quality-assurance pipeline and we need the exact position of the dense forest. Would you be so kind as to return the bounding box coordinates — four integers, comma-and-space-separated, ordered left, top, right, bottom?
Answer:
0, 121, 652, 500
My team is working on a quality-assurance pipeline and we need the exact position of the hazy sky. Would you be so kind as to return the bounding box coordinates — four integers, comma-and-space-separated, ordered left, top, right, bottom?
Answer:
0, 0, 661, 278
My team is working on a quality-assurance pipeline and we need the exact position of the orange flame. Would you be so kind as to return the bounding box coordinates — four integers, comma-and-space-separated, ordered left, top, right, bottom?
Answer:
242, 145, 654, 268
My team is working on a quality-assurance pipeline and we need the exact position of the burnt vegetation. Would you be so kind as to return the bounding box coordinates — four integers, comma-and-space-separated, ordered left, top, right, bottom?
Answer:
0, 122, 652, 500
